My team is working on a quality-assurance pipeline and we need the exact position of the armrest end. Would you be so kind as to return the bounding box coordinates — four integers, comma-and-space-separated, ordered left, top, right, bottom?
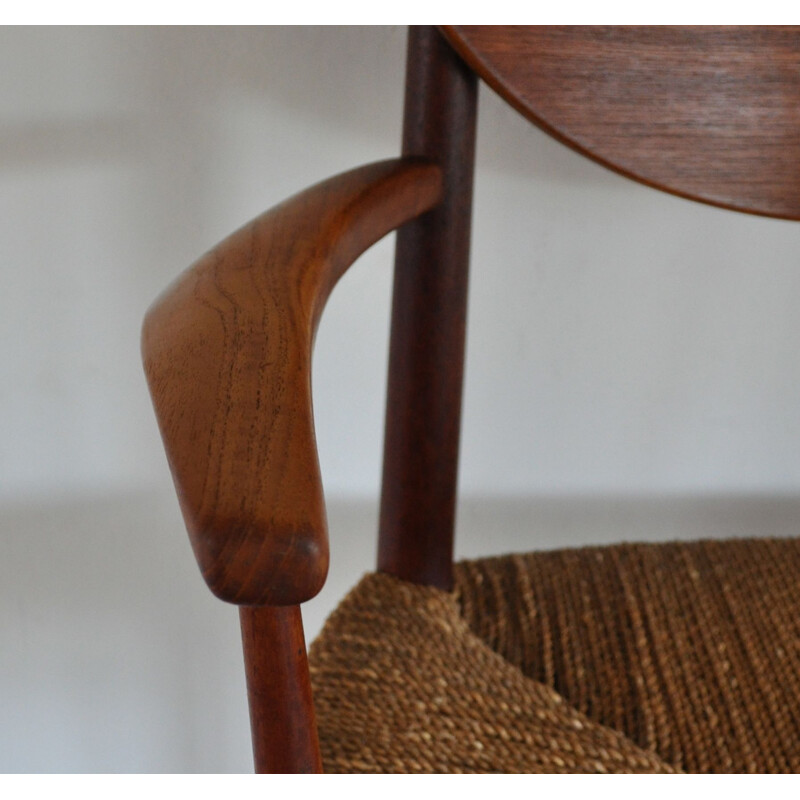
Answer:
143, 158, 442, 605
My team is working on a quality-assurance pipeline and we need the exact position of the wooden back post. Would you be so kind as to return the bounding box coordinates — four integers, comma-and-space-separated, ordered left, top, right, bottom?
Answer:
378, 26, 478, 590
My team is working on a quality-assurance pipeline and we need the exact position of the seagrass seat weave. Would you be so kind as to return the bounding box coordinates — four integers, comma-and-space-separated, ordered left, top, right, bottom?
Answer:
310, 537, 800, 773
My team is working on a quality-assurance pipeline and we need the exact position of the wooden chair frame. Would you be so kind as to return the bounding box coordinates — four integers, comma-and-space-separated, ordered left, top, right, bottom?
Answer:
142, 26, 800, 772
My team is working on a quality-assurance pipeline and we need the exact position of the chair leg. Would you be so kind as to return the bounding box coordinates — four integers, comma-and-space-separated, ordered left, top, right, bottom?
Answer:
239, 605, 322, 773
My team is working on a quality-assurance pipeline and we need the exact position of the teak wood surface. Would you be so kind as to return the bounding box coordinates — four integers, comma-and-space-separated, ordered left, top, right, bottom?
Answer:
378, 27, 478, 591
442, 26, 800, 220
143, 159, 442, 607
239, 605, 321, 773
143, 26, 800, 774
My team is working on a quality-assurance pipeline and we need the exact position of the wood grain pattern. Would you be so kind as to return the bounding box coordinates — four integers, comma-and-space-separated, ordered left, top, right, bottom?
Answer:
142, 159, 442, 606
240, 605, 321, 773
378, 27, 477, 590
442, 26, 800, 220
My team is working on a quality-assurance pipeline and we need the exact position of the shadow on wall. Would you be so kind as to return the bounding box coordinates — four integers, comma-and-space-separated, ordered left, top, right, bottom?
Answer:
0, 26, 617, 188
0, 491, 251, 773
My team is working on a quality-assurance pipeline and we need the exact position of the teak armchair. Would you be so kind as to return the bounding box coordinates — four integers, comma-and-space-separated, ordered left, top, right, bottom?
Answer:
143, 27, 800, 773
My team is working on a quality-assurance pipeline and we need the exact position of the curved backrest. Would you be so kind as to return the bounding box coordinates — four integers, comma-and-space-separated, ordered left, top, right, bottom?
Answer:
442, 26, 800, 220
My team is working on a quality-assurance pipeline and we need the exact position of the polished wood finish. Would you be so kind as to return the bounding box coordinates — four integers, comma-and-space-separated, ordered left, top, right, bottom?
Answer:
143, 159, 442, 606
240, 605, 321, 773
442, 26, 800, 220
378, 27, 478, 590
143, 27, 800, 774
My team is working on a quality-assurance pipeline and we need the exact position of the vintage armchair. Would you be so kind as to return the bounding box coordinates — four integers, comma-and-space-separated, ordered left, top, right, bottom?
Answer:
142, 27, 800, 773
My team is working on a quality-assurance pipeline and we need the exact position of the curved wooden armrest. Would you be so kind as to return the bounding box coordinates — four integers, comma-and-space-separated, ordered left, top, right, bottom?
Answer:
142, 159, 442, 606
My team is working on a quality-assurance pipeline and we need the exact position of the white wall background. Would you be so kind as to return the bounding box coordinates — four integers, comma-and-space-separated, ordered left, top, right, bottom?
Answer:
2, 26, 800, 772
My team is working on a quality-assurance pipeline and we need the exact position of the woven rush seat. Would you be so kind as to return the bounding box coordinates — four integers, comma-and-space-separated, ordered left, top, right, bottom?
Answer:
309, 537, 800, 773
